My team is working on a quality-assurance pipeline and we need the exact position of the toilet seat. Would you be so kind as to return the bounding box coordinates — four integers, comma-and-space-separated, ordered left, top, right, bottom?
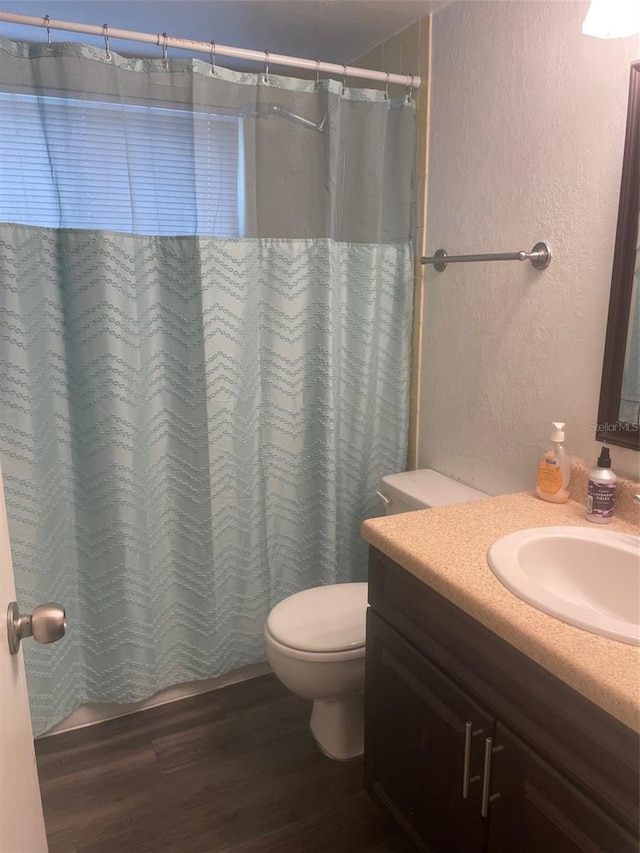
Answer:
264, 626, 366, 663
266, 582, 368, 655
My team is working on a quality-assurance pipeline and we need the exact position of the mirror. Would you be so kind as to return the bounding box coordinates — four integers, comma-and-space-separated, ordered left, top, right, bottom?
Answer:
597, 60, 640, 451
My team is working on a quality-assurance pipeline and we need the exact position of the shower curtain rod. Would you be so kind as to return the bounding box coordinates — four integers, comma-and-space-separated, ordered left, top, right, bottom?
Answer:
0, 11, 421, 90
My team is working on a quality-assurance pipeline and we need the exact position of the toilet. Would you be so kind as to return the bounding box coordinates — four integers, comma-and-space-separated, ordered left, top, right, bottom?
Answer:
264, 468, 488, 760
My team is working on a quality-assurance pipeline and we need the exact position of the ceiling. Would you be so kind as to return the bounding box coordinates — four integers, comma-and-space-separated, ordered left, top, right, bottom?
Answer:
0, 1, 447, 69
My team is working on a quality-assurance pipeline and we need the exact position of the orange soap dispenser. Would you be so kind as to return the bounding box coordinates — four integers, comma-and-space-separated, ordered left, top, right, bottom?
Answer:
536, 421, 571, 503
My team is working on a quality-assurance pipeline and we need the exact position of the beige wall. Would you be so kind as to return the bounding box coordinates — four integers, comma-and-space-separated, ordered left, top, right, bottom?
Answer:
420, 1, 639, 492
359, 3, 639, 489
356, 19, 430, 470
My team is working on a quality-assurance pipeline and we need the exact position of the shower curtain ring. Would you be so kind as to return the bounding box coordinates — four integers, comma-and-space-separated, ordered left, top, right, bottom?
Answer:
263, 51, 270, 82
406, 75, 415, 103
210, 40, 216, 75
315, 59, 321, 89
102, 24, 111, 61
342, 64, 347, 94
44, 14, 52, 49
161, 32, 169, 69
384, 71, 390, 100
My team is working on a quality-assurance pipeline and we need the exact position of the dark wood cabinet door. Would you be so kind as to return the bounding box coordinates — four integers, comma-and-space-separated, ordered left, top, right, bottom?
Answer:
365, 610, 494, 853
487, 723, 639, 853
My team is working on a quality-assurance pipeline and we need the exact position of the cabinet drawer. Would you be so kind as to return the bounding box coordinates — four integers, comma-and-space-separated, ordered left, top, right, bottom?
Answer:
368, 547, 640, 835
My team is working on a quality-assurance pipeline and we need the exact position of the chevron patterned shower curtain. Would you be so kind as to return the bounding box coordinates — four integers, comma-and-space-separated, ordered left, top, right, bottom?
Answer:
0, 37, 415, 734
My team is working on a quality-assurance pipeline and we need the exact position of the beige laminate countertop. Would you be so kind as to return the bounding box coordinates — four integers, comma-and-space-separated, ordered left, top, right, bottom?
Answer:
361, 492, 640, 733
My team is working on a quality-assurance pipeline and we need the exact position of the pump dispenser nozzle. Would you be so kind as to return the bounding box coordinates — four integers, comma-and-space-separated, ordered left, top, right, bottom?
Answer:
596, 446, 612, 468
551, 422, 565, 442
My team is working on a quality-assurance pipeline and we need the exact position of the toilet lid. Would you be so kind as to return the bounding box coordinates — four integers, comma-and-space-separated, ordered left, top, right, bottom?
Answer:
267, 583, 368, 653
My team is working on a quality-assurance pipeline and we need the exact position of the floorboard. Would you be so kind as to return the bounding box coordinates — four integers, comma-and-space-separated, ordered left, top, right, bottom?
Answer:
35, 674, 414, 853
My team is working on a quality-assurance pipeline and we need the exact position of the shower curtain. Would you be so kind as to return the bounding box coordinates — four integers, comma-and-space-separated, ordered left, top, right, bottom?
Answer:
0, 36, 415, 735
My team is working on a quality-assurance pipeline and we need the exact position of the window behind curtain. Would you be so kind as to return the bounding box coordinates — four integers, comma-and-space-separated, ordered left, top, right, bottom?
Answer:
0, 93, 243, 237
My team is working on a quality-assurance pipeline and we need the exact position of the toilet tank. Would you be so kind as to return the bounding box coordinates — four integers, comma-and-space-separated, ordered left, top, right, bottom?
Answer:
378, 469, 488, 515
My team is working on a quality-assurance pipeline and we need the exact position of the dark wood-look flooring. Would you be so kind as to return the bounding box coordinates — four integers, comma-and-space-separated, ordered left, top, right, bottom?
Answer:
35, 674, 413, 853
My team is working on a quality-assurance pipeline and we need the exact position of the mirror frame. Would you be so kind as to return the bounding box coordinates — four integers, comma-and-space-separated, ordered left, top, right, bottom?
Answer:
596, 60, 640, 451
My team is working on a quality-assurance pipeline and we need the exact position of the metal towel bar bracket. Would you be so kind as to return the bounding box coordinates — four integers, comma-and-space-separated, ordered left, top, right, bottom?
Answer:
420, 242, 551, 272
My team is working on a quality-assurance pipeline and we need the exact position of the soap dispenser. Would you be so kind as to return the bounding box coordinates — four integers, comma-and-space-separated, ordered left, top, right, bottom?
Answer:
586, 446, 617, 524
536, 422, 570, 503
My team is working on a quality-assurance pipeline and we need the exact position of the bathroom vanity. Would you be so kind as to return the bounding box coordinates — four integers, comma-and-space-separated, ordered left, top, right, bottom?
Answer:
361, 492, 640, 853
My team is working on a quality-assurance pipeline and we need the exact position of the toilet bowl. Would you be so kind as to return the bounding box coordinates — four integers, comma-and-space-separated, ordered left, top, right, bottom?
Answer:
264, 582, 368, 760
265, 469, 488, 760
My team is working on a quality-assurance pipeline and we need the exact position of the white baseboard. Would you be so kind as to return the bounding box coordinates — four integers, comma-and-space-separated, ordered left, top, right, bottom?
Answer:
39, 660, 273, 738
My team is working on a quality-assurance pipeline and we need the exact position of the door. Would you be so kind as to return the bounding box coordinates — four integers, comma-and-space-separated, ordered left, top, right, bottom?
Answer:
364, 610, 494, 853
487, 723, 638, 853
0, 462, 49, 852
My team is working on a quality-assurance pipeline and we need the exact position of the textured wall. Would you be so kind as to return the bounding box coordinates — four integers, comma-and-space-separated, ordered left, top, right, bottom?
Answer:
419, 0, 640, 492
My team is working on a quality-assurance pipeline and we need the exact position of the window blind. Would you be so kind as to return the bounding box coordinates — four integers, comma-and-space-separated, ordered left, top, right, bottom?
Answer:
0, 93, 242, 237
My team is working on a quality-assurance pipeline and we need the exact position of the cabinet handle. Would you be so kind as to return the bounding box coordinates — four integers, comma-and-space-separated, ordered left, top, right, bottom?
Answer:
481, 737, 503, 817
462, 722, 483, 799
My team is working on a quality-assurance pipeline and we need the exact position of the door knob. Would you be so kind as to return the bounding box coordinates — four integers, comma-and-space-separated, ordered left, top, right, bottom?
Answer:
7, 601, 66, 655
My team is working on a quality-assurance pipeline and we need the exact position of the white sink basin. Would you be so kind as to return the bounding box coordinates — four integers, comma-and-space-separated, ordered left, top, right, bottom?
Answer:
487, 527, 640, 646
